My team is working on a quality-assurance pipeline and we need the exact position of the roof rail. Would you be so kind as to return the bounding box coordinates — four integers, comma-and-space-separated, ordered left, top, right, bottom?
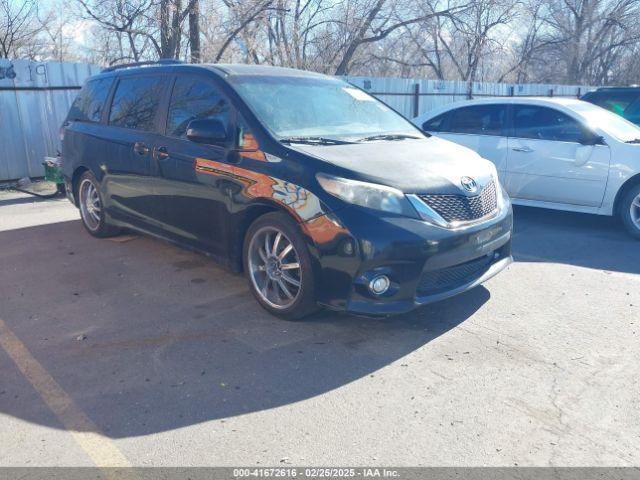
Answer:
101, 59, 184, 73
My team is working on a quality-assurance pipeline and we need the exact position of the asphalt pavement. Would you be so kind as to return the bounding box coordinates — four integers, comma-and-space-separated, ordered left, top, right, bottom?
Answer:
0, 190, 638, 467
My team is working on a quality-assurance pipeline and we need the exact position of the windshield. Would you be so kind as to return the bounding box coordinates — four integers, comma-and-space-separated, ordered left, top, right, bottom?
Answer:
231, 76, 422, 141
570, 101, 640, 143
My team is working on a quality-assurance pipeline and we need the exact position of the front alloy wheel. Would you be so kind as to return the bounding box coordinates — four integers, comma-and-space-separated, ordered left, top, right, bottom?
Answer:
248, 227, 302, 309
243, 212, 318, 319
630, 193, 640, 231
622, 186, 640, 239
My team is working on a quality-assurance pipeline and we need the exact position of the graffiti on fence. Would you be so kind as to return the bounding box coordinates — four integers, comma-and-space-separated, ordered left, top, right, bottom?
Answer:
0, 63, 17, 80
0, 62, 50, 82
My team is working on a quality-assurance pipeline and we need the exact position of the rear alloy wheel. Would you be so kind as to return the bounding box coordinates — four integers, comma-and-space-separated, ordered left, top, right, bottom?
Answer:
244, 212, 319, 320
620, 183, 640, 240
77, 171, 120, 238
79, 178, 101, 231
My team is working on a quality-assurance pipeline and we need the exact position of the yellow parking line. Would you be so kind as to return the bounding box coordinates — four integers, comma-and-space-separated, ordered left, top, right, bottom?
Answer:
0, 318, 131, 468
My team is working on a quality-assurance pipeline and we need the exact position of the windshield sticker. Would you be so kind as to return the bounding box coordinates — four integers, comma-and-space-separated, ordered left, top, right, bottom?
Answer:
343, 87, 374, 101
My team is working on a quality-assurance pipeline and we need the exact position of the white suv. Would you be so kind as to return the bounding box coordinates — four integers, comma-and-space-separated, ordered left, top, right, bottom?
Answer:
414, 98, 640, 238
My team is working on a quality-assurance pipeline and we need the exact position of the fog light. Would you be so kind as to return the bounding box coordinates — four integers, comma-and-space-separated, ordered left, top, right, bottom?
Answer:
342, 239, 354, 255
369, 275, 390, 295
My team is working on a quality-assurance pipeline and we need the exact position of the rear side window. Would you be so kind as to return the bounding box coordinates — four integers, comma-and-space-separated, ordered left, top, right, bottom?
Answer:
446, 105, 506, 136
67, 78, 113, 123
167, 77, 230, 138
513, 105, 584, 143
422, 113, 447, 132
108, 76, 164, 131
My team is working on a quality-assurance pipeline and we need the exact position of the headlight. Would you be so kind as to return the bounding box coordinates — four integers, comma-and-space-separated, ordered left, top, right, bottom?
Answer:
316, 173, 417, 217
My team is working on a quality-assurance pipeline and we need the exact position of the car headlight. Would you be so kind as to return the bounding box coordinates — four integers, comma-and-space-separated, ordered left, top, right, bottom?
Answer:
316, 173, 417, 217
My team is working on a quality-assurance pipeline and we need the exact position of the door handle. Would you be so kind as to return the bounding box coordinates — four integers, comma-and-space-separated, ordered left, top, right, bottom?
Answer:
512, 146, 534, 153
133, 142, 150, 156
154, 146, 169, 160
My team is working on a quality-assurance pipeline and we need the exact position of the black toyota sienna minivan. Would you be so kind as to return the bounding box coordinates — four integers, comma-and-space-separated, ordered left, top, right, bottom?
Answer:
61, 61, 513, 319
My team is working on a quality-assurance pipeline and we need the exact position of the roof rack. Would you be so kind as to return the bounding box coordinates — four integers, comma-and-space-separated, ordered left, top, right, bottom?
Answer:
101, 59, 184, 73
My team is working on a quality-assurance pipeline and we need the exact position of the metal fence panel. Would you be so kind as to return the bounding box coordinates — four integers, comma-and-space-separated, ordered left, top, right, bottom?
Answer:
343, 76, 597, 118
0, 90, 26, 180
0, 59, 95, 182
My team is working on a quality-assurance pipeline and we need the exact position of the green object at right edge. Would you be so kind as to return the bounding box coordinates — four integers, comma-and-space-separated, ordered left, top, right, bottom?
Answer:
43, 160, 64, 185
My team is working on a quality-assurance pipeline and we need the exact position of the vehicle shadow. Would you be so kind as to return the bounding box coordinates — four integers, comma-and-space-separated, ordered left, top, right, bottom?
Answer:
0, 190, 67, 208
512, 205, 640, 274
0, 193, 56, 207
0, 220, 489, 439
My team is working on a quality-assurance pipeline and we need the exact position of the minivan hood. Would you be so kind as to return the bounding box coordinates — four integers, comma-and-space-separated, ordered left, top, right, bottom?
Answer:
289, 136, 495, 194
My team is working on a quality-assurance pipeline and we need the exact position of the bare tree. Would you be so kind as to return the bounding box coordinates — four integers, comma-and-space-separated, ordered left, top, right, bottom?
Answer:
76, 0, 159, 62
209, 0, 277, 62
333, 0, 469, 75
18, 0, 640, 86
251, 0, 340, 70
160, 0, 185, 58
0, 0, 43, 58
539, 0, 640, 83
189, 0, 201, 62
430, 0, 519, 81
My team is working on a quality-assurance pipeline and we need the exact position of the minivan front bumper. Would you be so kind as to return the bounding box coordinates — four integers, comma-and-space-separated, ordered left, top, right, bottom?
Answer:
309, 199, 513, 316
345, 242, 511, 316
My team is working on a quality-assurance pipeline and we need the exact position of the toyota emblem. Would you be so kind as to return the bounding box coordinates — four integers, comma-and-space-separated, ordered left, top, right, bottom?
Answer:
461, 176, 478, 193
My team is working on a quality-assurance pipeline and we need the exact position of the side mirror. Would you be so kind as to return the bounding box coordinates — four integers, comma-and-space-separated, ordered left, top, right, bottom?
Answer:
186, 119, 228, 145
580, 132, 604, 146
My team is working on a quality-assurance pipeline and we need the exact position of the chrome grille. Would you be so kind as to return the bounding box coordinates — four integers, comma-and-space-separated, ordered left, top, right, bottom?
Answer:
418, 180, 497, 224
416, 254, 493, 296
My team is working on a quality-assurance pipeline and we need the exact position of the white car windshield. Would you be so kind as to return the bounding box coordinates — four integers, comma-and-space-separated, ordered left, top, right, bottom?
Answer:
570, 101, 640, 143
231, 76, 421, 141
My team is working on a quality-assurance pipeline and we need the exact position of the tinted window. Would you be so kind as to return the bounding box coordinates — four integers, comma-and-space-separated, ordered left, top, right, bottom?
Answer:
108, 76, 164, 131
584, 91, 640, 116
167, 77, 230, 138
422, 113, 447, 132
513, 105, 584, 142
624, 99, 640, 125
67, 78, 113, 123
446, 105, 506, 136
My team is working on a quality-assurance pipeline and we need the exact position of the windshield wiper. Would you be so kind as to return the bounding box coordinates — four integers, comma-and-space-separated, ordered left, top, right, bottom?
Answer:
357, 133, 422, 142
626, 138, 640, 144
280, 136, 354, 145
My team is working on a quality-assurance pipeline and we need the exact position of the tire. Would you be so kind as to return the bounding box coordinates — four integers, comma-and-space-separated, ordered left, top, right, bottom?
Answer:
619, 183, 640, 240
243, 212, 320, 320
77, 171, 120, 238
